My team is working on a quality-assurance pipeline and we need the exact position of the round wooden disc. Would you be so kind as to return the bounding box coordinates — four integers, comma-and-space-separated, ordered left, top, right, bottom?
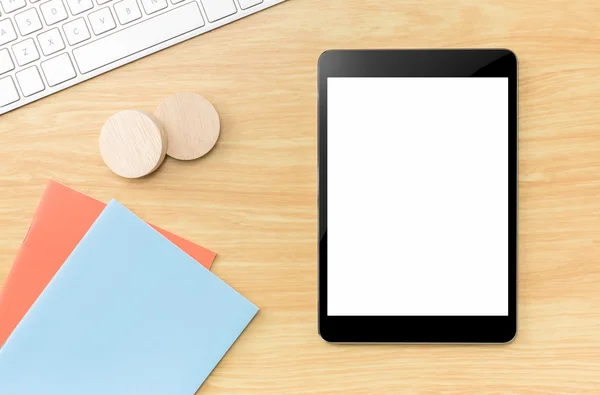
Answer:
99, 110, 168, 179
154, 92, 220, 161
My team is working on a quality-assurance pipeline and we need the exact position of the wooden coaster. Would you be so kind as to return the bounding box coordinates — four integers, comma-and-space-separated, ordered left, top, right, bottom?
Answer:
99, 110, 168, 178
154, 92, 220, 161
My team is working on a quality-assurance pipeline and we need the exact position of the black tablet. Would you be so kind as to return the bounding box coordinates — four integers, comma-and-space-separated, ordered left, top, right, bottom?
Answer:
318, 49, 517, 343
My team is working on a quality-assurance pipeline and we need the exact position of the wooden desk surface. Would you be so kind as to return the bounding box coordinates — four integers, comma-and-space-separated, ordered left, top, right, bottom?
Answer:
1, 0, 600, 392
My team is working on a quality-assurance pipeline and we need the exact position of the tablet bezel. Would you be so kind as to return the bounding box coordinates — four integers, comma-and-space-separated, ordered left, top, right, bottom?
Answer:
318, 49, 517, 343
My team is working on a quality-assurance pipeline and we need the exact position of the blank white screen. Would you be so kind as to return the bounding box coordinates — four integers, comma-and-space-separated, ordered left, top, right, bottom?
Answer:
327, 77, 508, 316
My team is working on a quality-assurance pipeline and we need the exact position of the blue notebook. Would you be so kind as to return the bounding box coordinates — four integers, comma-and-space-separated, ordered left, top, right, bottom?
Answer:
0, 200, 259, 394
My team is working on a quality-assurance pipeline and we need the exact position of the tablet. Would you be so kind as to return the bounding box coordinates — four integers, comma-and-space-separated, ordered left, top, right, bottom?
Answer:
318, 49, 517, 343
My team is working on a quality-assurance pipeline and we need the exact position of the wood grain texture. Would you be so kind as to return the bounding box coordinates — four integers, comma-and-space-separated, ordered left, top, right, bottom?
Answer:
155, 92, 221, 160
0, 0, 599, 392
100, 110, 167, 178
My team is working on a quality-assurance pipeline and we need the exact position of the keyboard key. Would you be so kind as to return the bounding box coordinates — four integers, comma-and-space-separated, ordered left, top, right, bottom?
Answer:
16, 65, 44, 96
113, 0, 141, 24
0, 76, 19, 107
41, 52, 76, 86
74, 2, 204, 73
63, 17, 90, 45
0, 0, 27, 13
237, 0, 262, 10
12, 38, 39, 66
170, 0, 184, 4
96, 0, 110, 4
14, 8, 43, 36
200, 0, 236, 22
0, 18, 18, 45
88, 7, 115, 35
140, 0, 166, 15
65, 0, 93, 15
0, 48, 15, 75
40, 0, 68, 25
37, 27, 65, 56
30, 0, 41, 3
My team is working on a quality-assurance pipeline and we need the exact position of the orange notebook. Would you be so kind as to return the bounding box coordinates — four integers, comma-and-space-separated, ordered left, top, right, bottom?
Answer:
0, 180, 216, 347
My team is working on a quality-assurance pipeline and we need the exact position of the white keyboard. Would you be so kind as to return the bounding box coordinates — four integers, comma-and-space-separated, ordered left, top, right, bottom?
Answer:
0, 0, 285, 115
